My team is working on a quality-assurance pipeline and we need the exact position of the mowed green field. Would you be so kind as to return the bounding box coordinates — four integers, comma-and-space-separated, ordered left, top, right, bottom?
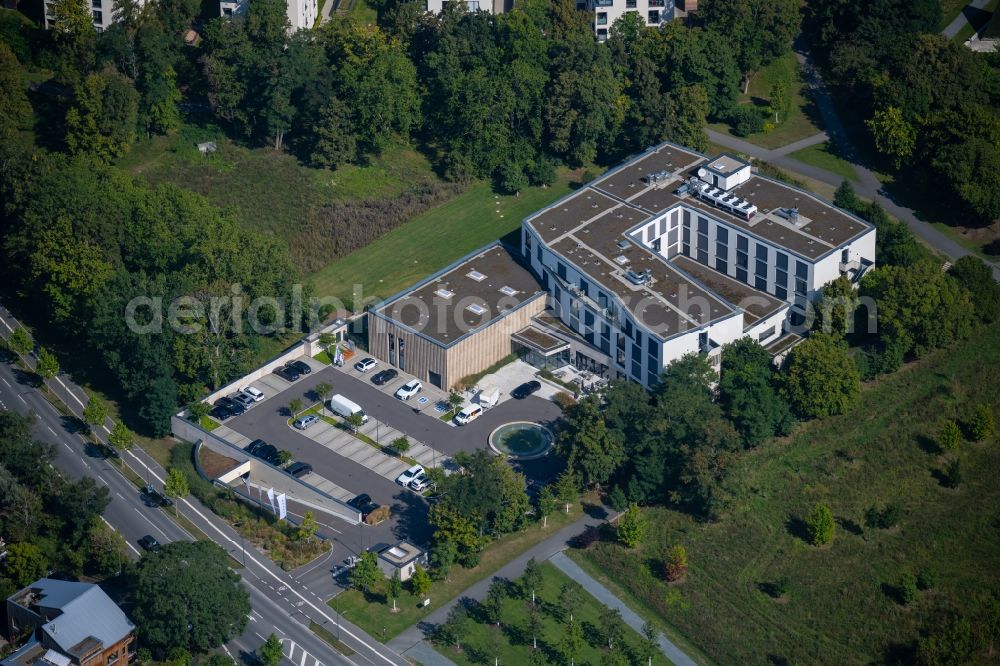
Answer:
572, 322, 1000, 664
308, 170, 582, 310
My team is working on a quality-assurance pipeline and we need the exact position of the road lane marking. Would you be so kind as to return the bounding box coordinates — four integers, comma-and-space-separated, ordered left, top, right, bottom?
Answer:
1, 376, 10, 387
17, 394, 25, 403
132, 507, 169, 539
122, 450, 404, 666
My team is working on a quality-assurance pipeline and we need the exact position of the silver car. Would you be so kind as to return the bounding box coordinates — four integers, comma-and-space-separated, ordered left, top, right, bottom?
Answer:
293, 414, 319, 430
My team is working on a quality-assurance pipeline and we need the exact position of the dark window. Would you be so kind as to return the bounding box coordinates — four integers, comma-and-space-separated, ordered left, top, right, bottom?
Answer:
795, 277, 807, 295
755, 259, 767, 277
647, 370, 659, 386
579, 278, 589, 296
716, 258, 728, 274
716, 241, 728, 259
775, 284, 787, 299
683, 209, 691, 227
600, 337, 611, 354
683, 227, 691, 244
647, 336, 657, 357
536, 245, 542, 263
92, 9, 102, 21
554, 283, 561, 302
557, 262, 567, 280
796, 260, 808, 278
737, 235, 748, 251
668, 228, 678, 245
624, 318, 633, 337
698, 217, 708, 234
756, 244, 768, 260
697, 233, 708, 251
776, 252, 788, 270
647, 9, 660, 23
646, 225, 654, 242
626, 0, 636, 7
775, 269, 788, 291
584, 310, 594, 326
397, 337, 406, 371
428, 371, 442, 389
737, 267, 748, 282
631, 343, 642, 380
717, 227, 728, 243
659, 218, 667, 235
736, 251, 748, 269
388, 333, 395, 365
697, 248, 709, 264
755, 276, 767, 291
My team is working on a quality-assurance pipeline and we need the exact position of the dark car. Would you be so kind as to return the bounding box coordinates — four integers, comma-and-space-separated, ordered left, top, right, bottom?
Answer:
142, 484, 174, 508
359, 502, 381, 519
138, 535, 161, 552
245, 439, 268, 455
286, 462, 313, 478
273, 366, 300, 382
255, 444, 279, 463
216, 396, 245, 416
347, 493, 372, 509
287, 360, 312, 376
511, 380, 542, 400
371, 369, 398, 386
209, 403, 233, 420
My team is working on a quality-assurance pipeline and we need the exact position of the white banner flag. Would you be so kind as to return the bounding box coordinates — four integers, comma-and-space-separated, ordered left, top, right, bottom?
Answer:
277, 493, 287, 520
266, 487, 276, 514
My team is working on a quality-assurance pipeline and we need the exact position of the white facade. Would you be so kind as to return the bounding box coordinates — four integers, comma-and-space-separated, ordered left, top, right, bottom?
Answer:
583, 1, 673, 41
424, 0, 509, 13
44, 0, 145, 32
521, 143, 876, 387
218, 0, 317, 31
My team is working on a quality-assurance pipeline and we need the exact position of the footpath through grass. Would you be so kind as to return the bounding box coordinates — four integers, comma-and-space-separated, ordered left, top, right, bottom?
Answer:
789, 141, 858, 181
572, 322, 1000, 664
328, 502, 584, 640
308, 169, 582, 310
432, 562, 670, 666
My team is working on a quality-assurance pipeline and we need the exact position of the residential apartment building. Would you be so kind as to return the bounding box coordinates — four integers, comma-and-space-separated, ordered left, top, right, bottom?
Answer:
3, 579, 135, 666
43, 0, 144, 32
581, 0, 674, 41
424, 0, 513, 12
218, 0, 317, 31
520, 143, 875, 386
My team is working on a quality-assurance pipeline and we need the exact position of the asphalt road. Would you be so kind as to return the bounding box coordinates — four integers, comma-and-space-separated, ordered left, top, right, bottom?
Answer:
0, 307, 410, 666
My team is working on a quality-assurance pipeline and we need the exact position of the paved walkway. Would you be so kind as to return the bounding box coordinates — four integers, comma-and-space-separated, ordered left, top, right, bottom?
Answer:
549, 551, 698, 666
942, 0, 993, 38
709, 51, 1000, 281
386, 507, 614, 656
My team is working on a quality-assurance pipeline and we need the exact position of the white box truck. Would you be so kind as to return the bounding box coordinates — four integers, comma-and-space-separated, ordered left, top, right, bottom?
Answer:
328, 394, 368, 424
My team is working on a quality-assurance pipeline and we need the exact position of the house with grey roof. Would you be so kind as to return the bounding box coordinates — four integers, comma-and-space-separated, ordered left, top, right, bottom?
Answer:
3, 579, 135, 666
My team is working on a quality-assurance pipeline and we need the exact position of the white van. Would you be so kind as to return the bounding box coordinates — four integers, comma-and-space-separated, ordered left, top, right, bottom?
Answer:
454, 404, 483, 425
328, 394, 368, 424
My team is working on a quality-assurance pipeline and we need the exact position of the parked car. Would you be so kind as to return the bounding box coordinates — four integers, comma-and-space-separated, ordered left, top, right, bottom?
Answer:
254, 443, 278, 463
209, 403, 234, 420
286, 462, 313, 478
354, 357, 377, 373
454, 404, 483, 426
293, 414, 319, 430
394, 379, 423, 401
138, 535, 161, 552
241, 386, 265, 402
215, 397, 244, 416
141, 484, 173, 508
245, 439, 268, 455
359, 502, 381, 520
273, 366, 300, 382
409, 472, 429, 492
231, 392, 256, 410
371, 369, 398, 385
511, 380, 542, 399
287, 360, 312, 375
396, 464, 424, 486
348, 493, 372, 509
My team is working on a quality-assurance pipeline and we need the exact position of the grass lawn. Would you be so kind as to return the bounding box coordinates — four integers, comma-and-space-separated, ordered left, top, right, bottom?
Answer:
708, 52, 824, 150
199, 415, 221, 431
117, 124, 440, 245
308, 169, 583, 311
431, 562, 671, 666
789, 141, 859, 182
572, 322, 1000, 664
328, 502, 585, 640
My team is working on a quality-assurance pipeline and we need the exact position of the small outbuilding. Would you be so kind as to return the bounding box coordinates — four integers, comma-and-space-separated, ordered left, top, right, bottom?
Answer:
374, 541, 426, 582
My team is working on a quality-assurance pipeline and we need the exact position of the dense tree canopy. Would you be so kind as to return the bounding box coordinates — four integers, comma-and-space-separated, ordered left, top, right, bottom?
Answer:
781, 333, 861, 418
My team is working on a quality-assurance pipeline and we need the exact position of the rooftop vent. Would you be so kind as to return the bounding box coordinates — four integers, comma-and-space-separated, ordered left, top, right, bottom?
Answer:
774, 207, 800, 224
499, 285, 518, 297
466, 303, 487, 316
466, 270, 487, 282
616, 239, 630, 250
614, 255, 630, 266
434, 288, 454, 299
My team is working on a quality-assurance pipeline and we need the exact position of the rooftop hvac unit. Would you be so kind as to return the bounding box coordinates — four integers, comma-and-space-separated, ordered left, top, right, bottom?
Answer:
624, 269, 652, 286
616, 239, 631, 250
774, 207, 800, 224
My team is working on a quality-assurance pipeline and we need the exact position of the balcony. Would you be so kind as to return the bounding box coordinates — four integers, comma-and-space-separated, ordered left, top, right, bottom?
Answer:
648, 0, 665, 6
594, 0, 614, 6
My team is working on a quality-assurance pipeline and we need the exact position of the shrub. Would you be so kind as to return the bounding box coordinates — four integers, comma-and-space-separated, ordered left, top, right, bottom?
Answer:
898, 571, 918, 605
917, 569, 937, 591
805, 503, 835, 546
967, 404, 994, 442
364, 505, 390, 525
938, 420, 962, 451
553, 392, 576, 411
606, 486, 628, 512
730, 106, 765, 136
865, 503, 901, 529
941, 458, 962, 488
664, 545, 688, 582
616, 504, 647, 549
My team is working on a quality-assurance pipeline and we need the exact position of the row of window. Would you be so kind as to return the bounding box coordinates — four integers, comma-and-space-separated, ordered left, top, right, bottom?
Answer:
595, 9, 661, 24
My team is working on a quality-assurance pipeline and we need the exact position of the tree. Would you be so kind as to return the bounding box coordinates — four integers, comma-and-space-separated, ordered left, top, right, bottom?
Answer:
345, 412, 364, 433
642, 622, 658, 664
560, 617, 584, 665
941, 458, 962, 489
54, 476, 111, 536
815, 276, 860, 338
410, 565, 431, 597
700, 0, 801, 93
430, 540, 456, 581
616, 503, 646, 548
390, 436, 410, 458
558, 397, 624, 489
558, 581, 582, 623
948, 256, 1000, 323
665, 544, 688, 582
937, 420, 962, 452
296, 511, 318, 541
83, 398, 108, 432
387, 571, 402, 611
7, 326, 32, 356
522, 557, 543, 604
132, 541, 250, 657
258, 634, 283, 666
447, 391, 463, 415
599, 605, 626, 650
482, 578, 506, 626
0, 43, 32, 140
49, 0, 96, 85
781, 333, 861, 418
108, 422, 135, 452
65, 66, 139, 160
555, 470, 577, 513
289, 398, 303, 416
164, 468, 189, 514
314, 382, 332, 414
349, 551, 380, 593
719, 338, 793, 447
968, 404, 994, 442
310, 98, 358, 169
805, 503, 835, 546
436, 603, 469, 651
537, 484, 557, 528
527, 601, 542, 650
36, 347, 60, 380
834, 180, 860, 212
866, 106, 916, 169
769, 77, 788, 123
5, 541, 48, 586
188, 401, 211, 422
86, 518, 127, 576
